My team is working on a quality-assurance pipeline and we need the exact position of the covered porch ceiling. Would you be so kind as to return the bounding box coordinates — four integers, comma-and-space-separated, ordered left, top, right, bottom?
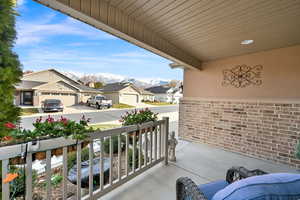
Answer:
35, 0, 300, 70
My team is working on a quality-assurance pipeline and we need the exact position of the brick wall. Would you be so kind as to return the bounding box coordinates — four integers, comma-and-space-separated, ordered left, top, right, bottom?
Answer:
179, 99, 300, 168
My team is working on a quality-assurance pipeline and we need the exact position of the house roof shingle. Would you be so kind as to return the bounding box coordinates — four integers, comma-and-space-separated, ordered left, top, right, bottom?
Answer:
15, 80, 46, 90
20, 69, 101, 93
139, 89, 154, 95
74, 84, 101, 93
145, 85, 171, 94
100, 82, 131, 92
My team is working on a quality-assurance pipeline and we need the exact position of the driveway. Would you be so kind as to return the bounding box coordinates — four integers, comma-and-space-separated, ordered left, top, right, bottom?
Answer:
21, 105, 179, 130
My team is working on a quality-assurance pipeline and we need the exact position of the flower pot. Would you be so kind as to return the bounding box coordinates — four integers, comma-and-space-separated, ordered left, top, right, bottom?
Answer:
82, 141, 89, 148
10, 157, 25, 165
35, 152, 46, 160
53, 148, 63, 156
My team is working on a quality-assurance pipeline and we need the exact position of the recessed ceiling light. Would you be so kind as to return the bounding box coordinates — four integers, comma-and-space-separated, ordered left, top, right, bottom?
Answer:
241, 39, 254, 45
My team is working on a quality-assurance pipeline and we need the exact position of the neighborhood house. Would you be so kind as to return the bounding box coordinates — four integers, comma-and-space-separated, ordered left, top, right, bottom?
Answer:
15, 69, 102, 107
145, 85, 171, 102
100, 82, 154, 105
145, 85, 182, 103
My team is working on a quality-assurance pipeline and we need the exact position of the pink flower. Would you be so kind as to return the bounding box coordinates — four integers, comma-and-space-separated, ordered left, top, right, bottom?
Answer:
46, 115, 54, 123
60, 116, 68, 125
4, 122, 16, 129
35, 116, 42, 123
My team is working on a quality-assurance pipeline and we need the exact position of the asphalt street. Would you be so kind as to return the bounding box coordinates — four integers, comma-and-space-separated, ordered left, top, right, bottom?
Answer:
21, 105, 179, 129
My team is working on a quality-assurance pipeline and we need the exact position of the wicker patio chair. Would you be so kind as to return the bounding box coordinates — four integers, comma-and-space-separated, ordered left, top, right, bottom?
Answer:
176, 166, 267, 200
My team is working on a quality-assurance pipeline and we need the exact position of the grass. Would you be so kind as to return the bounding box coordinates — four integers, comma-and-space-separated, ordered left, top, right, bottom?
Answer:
21, 108, 39, 116
89, 124, 121, 131
144, 102, 174, 106
112, 103, 135, 109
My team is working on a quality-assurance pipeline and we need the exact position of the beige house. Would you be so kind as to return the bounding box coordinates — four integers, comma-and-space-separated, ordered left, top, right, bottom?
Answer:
140, 89, 155, 102
15, 69, 102, 106
100, 82, 154, 105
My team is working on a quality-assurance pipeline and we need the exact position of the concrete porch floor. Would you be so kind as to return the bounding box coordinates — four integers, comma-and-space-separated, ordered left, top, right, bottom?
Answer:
100, 140, 299, 200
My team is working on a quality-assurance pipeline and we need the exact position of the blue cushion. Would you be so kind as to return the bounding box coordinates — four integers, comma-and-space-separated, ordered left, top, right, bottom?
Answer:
198, 180, 229, 200
212, 173, 300, 200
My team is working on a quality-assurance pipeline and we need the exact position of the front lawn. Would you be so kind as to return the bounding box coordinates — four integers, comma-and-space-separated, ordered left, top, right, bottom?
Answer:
144, 102, 174, 106
21, 108, 39, 116
89, 124, 121, 131
112, 103, 135, 109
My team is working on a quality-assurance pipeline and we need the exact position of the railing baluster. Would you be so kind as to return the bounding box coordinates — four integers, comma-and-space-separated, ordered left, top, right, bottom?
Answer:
25, 152, 33, 200
76, 143, 82, 200
100, 138, 104, 190
118, 135, 121, 181
89, 140, 94, 198
62, 147, 68, 200
132, 133, 136, 172
138, 130, 142, 169
125, 133, 129, 176
2, 159, 9, 200
150, 128, 153, 163
109, 136, 113, 185
159, 123, 162, 159
144, 131, 148, 166
154, 126, 157, 161
163, 117, 169, 165
46, 150, 52, 200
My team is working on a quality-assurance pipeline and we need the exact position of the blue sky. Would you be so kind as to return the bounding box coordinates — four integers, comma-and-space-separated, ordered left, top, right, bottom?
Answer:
14, 0, 183, 81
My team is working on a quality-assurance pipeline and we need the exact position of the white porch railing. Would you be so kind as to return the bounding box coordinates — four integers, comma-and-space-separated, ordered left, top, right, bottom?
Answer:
0, 117, 169, 200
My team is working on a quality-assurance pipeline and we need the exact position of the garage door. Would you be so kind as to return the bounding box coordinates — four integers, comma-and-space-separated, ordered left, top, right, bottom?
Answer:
121, 94, 138, 105
40, 93, 78, 106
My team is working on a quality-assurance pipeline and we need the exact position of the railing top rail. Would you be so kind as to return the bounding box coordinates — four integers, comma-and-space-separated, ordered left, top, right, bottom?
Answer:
0, 119, 165, 160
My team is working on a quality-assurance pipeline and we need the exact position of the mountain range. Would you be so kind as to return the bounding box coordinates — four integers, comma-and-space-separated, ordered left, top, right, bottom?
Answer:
62, 71, 177, 88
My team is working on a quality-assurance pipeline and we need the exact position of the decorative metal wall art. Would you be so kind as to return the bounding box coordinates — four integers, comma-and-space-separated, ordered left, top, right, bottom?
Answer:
222, 65, 263, 88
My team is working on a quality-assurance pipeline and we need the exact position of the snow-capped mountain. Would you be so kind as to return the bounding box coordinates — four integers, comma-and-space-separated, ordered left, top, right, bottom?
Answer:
61, 71, 175, 88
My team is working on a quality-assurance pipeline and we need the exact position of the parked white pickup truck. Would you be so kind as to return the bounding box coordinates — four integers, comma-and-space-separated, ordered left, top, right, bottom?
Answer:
87, 95, 112, 109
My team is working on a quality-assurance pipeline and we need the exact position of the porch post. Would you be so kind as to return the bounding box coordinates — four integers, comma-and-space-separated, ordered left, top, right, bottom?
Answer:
163, 117, 169, 165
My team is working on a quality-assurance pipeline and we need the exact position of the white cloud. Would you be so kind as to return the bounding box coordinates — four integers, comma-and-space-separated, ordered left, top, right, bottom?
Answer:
16, 15, 116, 45
20, 47, 154, 72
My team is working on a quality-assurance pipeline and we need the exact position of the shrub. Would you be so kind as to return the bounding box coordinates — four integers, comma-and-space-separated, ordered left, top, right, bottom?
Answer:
51, 174, 63, 187
40, 174, 63, 188
0, 0, 23, 141
128, 148, 144, 169
120, 108, 158, 126
103, 135, 126, 154
9, 166, 38, 198
7, 115, 93, 143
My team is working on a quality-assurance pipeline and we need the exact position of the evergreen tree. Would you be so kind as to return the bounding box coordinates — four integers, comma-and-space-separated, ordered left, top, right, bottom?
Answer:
94, 81, 104, 89
0, 0, 22, 139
